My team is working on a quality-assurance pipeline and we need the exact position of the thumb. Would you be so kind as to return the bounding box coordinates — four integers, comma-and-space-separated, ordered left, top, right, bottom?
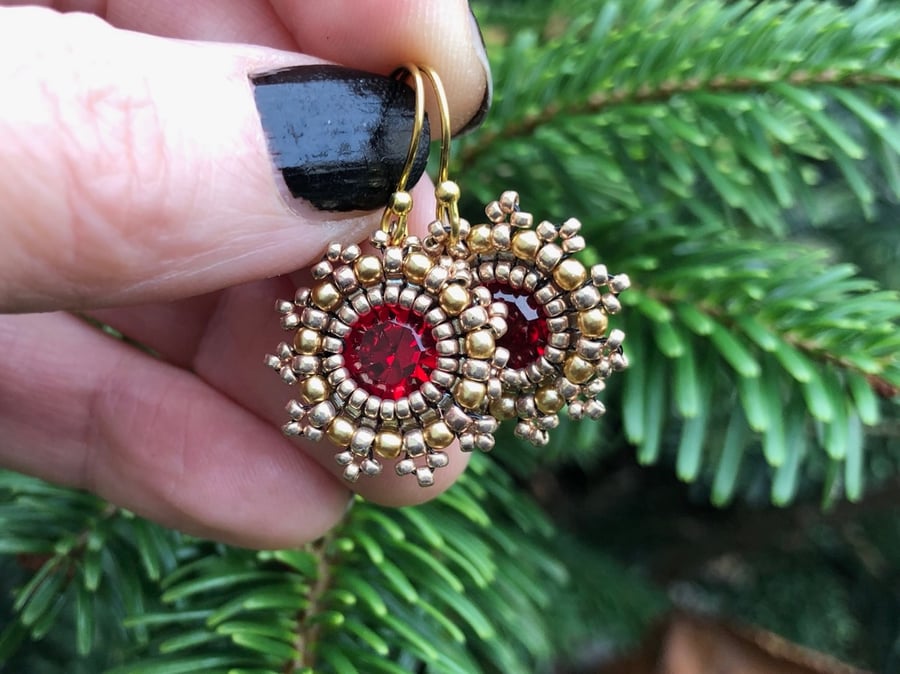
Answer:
0, 7, 433, 312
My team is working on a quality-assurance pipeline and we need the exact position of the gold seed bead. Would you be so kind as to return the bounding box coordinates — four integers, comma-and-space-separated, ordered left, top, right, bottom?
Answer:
535, 386, 565, 414
354, 255, 383, 286
424, 421, 454, 449
403, 252, 433, 284
465, 330, 495, 359
293, 328, 321, 355
578, 308, 609, 338
374, 431, 403, 459
439, 284, 470, 316
388, 191, 413, 214
436, 180, 461, 203
312, 282, 342, 311
489, 395, 518, 421
326, 416, 355, 447
299, 375, 330, 405
511, 230, 541, 260
453, 380, 487, 410
564, 355, 595, 384
468, 224, 493, 254
554, 258, 588, 291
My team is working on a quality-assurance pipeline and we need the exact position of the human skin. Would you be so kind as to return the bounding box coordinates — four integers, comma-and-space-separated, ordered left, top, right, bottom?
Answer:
0, 0, 490, 548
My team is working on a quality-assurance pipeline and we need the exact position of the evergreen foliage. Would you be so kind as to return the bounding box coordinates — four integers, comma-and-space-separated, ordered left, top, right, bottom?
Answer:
2, 0, 899, 671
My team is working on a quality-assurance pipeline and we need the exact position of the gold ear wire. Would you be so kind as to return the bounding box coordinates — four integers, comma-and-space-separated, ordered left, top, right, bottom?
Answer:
380, 64, 425, 244
418, 65, 461, 247
381, 64, 461, 247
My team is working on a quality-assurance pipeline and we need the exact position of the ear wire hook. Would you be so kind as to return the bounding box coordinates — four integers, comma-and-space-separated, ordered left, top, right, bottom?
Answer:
417, 66, 461, 247
382, 64, 461, 247
380, 64, 425, 244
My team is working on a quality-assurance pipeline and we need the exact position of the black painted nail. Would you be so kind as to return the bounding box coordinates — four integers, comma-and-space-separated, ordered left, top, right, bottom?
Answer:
251, 65, 430, 212
457, 7, 493, 136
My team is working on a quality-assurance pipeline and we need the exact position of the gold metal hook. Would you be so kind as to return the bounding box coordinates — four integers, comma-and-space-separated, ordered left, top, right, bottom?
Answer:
379, 64, 425, 244
380, 64, 461, 246
418, 66, 461, 246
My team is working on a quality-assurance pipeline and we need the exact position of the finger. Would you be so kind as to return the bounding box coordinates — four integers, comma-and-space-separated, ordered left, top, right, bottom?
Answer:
0, 312, 350, 548
98, 0, 490, 136
0, 7, 427, 312
88, 178, 441, 368
269, 0, 491, 134
104, 0, 298, 50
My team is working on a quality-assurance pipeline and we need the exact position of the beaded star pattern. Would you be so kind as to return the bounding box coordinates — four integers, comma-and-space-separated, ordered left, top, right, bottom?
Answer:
451, 191, 630, 446
265, 228, 508, 487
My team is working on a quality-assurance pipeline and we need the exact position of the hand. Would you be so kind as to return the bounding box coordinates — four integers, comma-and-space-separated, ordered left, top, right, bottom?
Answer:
0, 1, 491, 548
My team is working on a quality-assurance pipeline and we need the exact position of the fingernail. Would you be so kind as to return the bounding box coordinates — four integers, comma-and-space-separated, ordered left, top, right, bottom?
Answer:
250, 65, 431, 212
457, 7, 493, 136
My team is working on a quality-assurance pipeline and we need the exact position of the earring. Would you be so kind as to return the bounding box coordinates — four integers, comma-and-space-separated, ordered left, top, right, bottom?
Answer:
453, 193, 630, 446
265, 64, 507, 487
267, 64, 631, 486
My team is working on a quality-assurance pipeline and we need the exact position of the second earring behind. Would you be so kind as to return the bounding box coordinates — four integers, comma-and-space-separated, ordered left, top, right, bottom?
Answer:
266, 64, 629, 486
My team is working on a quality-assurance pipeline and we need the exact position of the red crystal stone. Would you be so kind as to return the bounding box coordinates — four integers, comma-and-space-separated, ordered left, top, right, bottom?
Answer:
487, 283, 548, 369
345, 304, 437, 399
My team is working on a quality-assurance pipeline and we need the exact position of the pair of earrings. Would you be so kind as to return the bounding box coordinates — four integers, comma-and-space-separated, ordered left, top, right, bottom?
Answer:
265, 64, 629, 487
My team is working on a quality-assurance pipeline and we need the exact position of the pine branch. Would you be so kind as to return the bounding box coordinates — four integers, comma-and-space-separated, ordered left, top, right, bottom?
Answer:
461, 0, 900, 232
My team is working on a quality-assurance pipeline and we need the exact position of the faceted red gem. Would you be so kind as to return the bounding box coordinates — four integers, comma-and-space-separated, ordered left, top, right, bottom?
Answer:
487, 283, 548, 369
345, 304, 437, 399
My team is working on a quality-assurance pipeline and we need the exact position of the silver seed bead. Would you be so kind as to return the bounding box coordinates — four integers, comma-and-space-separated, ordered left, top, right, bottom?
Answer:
302, 308, 328, 330
403, 430, 426, 457
367, 287, 384, 307
333, 266, 358, 292
459, 433, 476, 452
427, 452, 450, 469
607, 328, 626, 349
294, 288, 311, 304
308, 401, 337, 427
416, 468, 435, 487
292, 355, 318, 375
492, 225, 511, 249
536, 220, 557, 241
460, 306, 489, 330
408, 392, 427, 413
348, 388, 368, 410
602, 294, 622, 314
335, 451, 353, 466
478, 262, 496, 282
396, 459, 416, 475
562, 236, 586, 254
383, 247, 403, 273
343, 463, 361, 483
485, 201, 504, 222
536, 244, 564, 273
286, 400, 305, 419
611, 273, 631, 293
312, 261, 333, 278
362, 459, 382, 476
265, 354, 282, 370
283, 421, 303, 436
341, 244, 362, 262
276, 299, 294, 314
572, 286, 601, 310
476, 434, 495, 452
281, 313, 301, 329
445, 406, 473, 432
303, 427, 324, 441
280, 367, 298, 385
591, 264, 609, 285
379, 400, 396, 421
276, 342, 292, 360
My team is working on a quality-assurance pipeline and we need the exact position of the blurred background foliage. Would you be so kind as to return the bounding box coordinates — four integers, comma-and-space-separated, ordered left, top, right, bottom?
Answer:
2, 0, 899, 671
